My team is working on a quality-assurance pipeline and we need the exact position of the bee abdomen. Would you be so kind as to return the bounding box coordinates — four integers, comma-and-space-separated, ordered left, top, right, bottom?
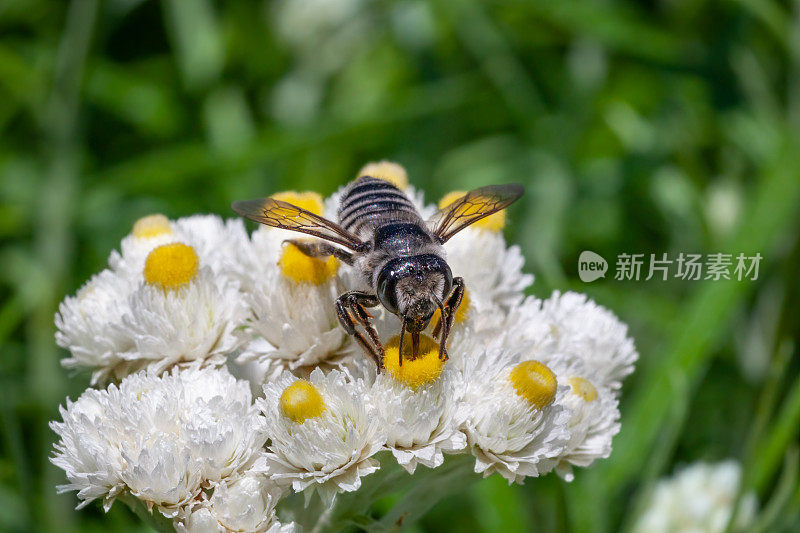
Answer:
338, 176, 422, 234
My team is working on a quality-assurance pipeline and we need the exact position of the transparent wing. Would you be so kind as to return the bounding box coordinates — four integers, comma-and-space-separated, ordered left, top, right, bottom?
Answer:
429, 184, 524, 243
231, 198, 365, 251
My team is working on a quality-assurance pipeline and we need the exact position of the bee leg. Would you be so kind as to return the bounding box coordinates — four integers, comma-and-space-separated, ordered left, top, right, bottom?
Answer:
437, 315, 449, 363
284, 239, 354, 265
336, 299, 382, 368
436, 277, 465, 361
433, 314, 448, 361
335, 291, 384, 369
398, 319, 407, 367
443, 277, 465, 334
432, 319, 442, 338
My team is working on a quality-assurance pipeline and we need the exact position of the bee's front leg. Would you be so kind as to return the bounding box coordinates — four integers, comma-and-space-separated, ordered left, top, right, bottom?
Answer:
434, 277, 465, 361
335, 291, 385, 369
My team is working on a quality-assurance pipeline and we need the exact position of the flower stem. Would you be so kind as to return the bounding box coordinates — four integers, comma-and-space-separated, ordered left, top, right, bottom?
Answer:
306, 453, 477, 533
310, 502, 336, 533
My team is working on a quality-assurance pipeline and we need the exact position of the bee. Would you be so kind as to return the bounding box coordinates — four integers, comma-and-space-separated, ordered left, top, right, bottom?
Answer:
232, 175, 523, 369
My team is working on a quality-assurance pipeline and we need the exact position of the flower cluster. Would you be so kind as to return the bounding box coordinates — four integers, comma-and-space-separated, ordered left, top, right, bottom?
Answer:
52, 161, 638, 531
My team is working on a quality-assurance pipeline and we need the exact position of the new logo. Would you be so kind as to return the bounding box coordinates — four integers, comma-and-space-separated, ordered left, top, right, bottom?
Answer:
578, 251, 608, 282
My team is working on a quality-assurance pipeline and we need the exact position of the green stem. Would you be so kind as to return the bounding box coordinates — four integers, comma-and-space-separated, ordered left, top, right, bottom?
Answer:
751, 375, 800, 491
290, 452, 478, 533
750, 447, 799, 533
368, 454, 476, 532
39, 2, 99, 532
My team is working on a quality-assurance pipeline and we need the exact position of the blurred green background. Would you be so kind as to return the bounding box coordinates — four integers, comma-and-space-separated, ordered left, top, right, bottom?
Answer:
1, 0, 799, 531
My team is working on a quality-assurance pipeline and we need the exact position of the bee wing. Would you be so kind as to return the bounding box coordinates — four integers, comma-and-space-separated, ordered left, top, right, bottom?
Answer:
232, 198, 365, 251
428, 184, 524, 243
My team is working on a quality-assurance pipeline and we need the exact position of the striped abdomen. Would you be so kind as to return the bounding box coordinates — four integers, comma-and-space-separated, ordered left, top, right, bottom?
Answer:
337, 176, 423, 237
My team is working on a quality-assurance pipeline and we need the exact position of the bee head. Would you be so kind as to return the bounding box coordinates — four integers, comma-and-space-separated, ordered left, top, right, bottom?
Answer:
376, 254, 452, 332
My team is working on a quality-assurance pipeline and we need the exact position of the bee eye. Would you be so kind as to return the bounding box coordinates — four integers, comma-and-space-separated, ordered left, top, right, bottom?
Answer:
442, 278, 453, 299
376, 265, 399, 314
377, 282, 398, 314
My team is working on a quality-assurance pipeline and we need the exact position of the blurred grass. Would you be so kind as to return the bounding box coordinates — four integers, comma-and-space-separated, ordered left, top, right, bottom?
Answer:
1, 0, 800, 532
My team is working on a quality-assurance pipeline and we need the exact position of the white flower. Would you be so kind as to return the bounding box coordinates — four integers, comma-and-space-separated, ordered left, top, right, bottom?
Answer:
492, 294, 638, 392
492, 296, 554, 354
444, 229, 533, 312
51, 388, 126, 510
459, 348, 570, 484
369, 368, 466, 474
56, 269, 138, 384
256, 368, 383, 505
547, 361, 620, 482
177, 473, 295, 533
108, 213, 178, 276
110, 214, 249, 282
118, 268, 248, 375
483, 297, 626, 480
173, 215, 253, 283
120, 437, 203, 517
57, 239, 248, 382
237, 227, 350, 378
540, 291, 638, 390
57, 220, 250, 383
178, 368, 267, 483
51, 367, 265, 517
633, 461, 758, 533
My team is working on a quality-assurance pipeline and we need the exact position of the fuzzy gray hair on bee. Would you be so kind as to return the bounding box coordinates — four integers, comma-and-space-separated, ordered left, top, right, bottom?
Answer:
232, 173, 523, 371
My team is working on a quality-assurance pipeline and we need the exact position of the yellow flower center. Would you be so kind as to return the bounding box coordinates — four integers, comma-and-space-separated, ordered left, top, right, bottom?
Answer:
132, 214, 172, 239
143, 243, 199, 289
439, 191, 506, 231
271, 191, 325, 216
383, 333, 445, 389
280, 380, 326, 423
568, 376, 598, 402
358, 160, 409, 190
278, 241, 339, 284
509, 361, 557, 409
431, 289, 471, 326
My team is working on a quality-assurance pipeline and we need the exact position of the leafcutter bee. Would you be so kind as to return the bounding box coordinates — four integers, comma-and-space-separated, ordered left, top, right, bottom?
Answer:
232, 176, 523, 369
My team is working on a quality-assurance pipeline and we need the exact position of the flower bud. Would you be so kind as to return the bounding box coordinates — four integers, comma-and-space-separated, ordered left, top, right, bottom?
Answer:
568, 376, 598, 402
132, 214, 172, 239
358, 161, 409, 190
